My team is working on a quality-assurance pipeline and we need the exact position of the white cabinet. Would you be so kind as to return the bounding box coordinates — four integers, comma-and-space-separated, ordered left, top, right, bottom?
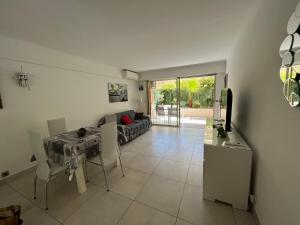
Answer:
203, 126, 252, 211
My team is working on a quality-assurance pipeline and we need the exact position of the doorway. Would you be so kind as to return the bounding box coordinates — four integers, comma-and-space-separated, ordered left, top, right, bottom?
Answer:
149, 79, 180, 126
179, 76, 215, 127
149, 75, 216, 127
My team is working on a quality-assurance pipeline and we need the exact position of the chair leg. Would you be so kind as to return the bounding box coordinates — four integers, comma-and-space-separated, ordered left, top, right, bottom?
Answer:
117, 151, 125, 177
84, 159, 89, 183
117, 143, 122, 156
99, 155, 109, 192
33, 174, 37, 200
45, 181, 49, 210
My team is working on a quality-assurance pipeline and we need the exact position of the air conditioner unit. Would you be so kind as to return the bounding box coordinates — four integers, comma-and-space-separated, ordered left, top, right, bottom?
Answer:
122, 70, 140, 81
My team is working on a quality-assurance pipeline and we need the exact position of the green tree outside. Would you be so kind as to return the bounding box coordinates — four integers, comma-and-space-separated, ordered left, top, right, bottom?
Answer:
154, 77, 215, 108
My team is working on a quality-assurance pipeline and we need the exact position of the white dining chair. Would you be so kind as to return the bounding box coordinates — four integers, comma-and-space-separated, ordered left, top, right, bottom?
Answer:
47, 118, 67, 136
29, 131, 65, 210
85, 122, 125, 192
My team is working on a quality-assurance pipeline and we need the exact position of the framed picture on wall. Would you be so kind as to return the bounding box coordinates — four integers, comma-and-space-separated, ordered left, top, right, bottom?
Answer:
108, 83, 128, 102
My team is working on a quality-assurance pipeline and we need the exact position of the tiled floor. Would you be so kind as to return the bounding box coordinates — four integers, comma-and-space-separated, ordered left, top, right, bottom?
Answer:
0, 126, 258, 225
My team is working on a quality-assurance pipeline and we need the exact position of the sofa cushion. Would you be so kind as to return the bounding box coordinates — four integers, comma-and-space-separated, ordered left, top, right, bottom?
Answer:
121, 115, 133, 125
135, 112, 144, 120
116, 110, 135, 124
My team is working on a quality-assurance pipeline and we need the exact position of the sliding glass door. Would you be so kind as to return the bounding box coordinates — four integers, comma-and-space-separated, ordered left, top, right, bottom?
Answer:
149, 79, 180, 126
148, 75, 216, 127
179, 76, 215, 127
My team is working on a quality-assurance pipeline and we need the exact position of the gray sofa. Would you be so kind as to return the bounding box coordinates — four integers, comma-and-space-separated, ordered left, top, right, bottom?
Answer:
98, 110, 152, 145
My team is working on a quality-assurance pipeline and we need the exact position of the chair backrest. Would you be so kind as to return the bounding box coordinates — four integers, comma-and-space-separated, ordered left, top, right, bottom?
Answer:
100, 122, 118, 165
105, 114, 117, 123
47, 118, 67, 136
28, 131, 50, 181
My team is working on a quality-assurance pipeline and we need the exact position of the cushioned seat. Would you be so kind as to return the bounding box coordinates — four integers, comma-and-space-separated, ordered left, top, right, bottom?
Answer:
99, 110, 152, 145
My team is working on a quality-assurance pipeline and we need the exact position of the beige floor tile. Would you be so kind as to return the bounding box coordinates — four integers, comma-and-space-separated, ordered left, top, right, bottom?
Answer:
8, 169, 100, 222
153, 160, 189, 182
119, 202, 176, 225
45, 182, 100, 222
111, 169, 150, 199
8, 171, 39, 200
234, 209, 259, 225
85, 163, 102, 178
126, 154, 161, 174
190, 151, 203, 165
138, 145, 167, 158
90, 166, 125, 188
120, 142, 135, 152
100, 168, 151, 199
176, 218, 193, 225
179, 185, 235, 225
193, 142, 204, 150
8, 170, 70, 202
121, 151, 138, 167
0, 184, 34, 213
164, 150, 193, 164
22, 207, 60, 225
136, 175, 184, 216
186, 165, 203, 186
64, 189, 132, 225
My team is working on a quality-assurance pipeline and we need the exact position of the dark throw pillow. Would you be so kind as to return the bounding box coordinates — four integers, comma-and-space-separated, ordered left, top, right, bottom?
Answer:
135, 112, 144, 120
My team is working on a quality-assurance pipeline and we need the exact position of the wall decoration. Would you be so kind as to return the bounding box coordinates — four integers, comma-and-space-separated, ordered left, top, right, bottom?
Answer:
108, 83, 128, 102
138, 84, 144, 91
15, 65, 33, 90
279, 2, 300, 107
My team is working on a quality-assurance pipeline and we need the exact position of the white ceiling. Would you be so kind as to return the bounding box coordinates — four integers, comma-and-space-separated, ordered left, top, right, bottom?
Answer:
0, 0, 259, 71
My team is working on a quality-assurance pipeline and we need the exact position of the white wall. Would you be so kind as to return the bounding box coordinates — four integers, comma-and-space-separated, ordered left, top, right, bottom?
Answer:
136, 81, 148, 114
227, 0, 300, 225
0, 35, 139, 178
140, 61, 226, 81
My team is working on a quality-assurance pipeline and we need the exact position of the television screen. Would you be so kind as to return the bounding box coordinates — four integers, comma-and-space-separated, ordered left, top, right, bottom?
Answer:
220, 88, 232, 132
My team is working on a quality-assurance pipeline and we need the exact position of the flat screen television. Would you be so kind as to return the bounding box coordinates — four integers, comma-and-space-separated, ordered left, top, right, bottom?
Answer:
220, 88, 232, 132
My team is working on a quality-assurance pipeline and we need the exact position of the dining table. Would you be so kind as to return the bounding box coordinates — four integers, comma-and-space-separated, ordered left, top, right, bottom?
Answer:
43, 127, 102, 194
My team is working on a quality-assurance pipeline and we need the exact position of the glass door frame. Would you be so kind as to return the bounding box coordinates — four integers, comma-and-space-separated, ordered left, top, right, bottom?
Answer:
178, 74, 217, 127
148, 74, 217, 128
149, 78, 181, 127
177, 77, 181, 127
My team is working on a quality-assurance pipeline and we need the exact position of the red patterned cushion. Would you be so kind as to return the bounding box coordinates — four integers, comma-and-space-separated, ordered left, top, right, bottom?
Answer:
121, 115, 133, 125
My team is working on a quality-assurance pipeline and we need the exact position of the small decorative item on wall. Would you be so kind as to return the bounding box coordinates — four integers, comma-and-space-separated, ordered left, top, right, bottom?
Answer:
279, 2, 300, 107
138, 84, 144, 91
108, 83, 128, 102
15, 65, 33, 90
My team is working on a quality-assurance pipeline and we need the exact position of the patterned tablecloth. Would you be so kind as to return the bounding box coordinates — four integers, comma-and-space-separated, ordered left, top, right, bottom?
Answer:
43, 127, 101, 178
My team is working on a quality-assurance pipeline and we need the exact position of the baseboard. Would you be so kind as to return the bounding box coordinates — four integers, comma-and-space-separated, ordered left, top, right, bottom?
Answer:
0, 165, 36, 184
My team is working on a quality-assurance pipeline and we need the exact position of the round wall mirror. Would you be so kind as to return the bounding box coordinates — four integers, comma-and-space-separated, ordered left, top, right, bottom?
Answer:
281, 51, 294, 67
279, 35, 293, 57
293, 50, 300, 73
289, 92, 300, 107
280, 67, 297, 83
283, 78, 300, 102
293, 33, 300, 51
296, 1, 300, 18
280, 4, 300, 107
287, 13, 300, 34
